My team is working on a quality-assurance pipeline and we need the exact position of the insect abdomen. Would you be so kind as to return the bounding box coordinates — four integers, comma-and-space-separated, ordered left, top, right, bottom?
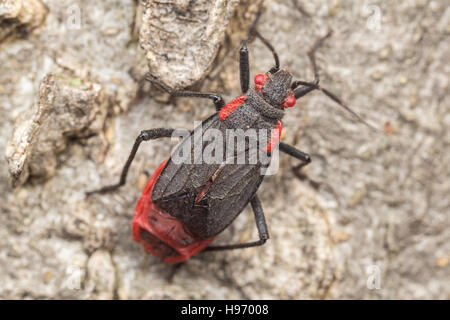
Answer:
132, 160, 215, 263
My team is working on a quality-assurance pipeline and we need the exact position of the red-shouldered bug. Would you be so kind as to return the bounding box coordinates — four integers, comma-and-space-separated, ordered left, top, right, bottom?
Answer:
87, 21, 373, 264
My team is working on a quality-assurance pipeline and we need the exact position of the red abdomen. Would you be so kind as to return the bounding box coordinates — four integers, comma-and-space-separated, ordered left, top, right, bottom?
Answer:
132, 160, 215, 264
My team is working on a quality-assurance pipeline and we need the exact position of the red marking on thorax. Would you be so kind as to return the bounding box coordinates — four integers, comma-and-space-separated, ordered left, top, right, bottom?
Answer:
132, 160, 215, 264
265, 121, 282, 153
219, 95, 247, 121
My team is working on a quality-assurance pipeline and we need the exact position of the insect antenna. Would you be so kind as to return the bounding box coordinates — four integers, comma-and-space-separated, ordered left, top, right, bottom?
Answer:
252, 29, 280, 73
291, 29, 377, 131
248, 8, 280, 73
292, 81, 378, 131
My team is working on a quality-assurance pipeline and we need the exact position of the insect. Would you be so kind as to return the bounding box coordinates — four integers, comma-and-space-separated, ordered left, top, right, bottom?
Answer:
87, 24, 372, 264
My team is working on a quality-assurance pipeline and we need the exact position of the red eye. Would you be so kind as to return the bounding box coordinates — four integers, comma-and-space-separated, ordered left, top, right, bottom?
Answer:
254, 74, 267, 86
283, 93, 296, 108
254, 74, 269, 92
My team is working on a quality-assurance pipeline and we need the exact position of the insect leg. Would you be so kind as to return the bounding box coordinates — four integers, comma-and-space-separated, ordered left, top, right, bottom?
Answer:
86, 128, 175, 196
167, 262, 185, 283
146, 74, 225, 111
279, 142, 311, 170
204, 195, 269, 251
239, 42, 249, 93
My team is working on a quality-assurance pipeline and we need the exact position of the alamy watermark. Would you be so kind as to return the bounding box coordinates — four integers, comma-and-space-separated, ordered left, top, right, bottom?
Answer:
169, 122, 280, 176
366, 264, 381, 290
66, 4, 81, 30
363, 5, 382, 31
64, 265, 83, 290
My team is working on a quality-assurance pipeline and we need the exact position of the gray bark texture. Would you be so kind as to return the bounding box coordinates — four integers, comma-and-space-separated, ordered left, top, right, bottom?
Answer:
0, 0, 449, 299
